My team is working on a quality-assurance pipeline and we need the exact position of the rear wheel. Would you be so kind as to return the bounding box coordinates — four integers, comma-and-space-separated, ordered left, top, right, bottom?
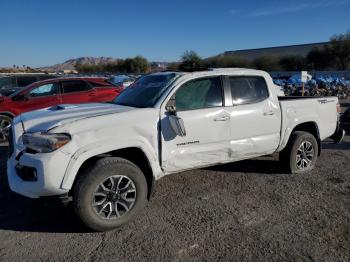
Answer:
0, 115, 12, 143
280, 131, 318, 174
73, 157, 148, 231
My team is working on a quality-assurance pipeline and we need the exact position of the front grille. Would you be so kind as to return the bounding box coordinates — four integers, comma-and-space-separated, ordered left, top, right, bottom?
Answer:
8, 127, 14, 158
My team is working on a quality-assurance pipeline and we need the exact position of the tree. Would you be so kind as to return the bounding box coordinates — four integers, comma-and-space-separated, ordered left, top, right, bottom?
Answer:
166, 62, 180, 71
253, 55, 281, 71
279, 55, 307, 71
75, 62, 101, 73
307, 47, 334, 70
119, 56, 150, 74
74, 62, 84, 72
328, 31, 350, 70
179, 50, 203, 70
132, 56, 150, 73
204, 55, 252, 68
103, 61, 121, 73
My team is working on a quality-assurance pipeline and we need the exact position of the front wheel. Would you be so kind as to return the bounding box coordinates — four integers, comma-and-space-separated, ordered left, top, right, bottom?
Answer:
280, 131, 318, 174
73, 157, 148, 231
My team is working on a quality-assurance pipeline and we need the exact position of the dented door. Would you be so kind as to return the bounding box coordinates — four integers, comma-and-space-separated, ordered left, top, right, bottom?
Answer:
226, 76, 281, 157
161, 76, 231, 173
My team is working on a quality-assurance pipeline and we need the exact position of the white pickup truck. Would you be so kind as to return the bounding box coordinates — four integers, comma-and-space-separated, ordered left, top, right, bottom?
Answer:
7, 68, 344, 231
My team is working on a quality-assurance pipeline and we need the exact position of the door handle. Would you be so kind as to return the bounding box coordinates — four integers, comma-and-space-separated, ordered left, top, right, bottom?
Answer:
263, 111, 274, 116
214, 115, 230, 122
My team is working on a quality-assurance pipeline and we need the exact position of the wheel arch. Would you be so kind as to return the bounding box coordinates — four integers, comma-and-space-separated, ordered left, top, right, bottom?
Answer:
0, 111, 15, 119
68, 147, 156, 200
287, 121, 321, 156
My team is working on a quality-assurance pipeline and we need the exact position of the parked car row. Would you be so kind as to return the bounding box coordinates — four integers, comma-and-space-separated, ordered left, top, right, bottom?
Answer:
273, 76, 350, 98
107, 75, 137, 88
0, 77, 123, 142
0, 74, 58, 96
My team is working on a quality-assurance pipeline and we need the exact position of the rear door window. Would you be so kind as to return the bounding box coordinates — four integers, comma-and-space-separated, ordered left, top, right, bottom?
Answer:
229, 76, 269, 105
61, 80, 91, 93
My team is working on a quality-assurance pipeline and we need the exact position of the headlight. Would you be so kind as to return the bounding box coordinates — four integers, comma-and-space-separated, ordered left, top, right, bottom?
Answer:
22, 132, 71, 153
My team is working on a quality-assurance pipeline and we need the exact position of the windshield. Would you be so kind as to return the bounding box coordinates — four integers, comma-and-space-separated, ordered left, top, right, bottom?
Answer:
113, 73, 179, 108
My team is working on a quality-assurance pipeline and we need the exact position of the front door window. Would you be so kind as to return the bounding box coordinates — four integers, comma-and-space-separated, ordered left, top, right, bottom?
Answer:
29, 83, 59, 97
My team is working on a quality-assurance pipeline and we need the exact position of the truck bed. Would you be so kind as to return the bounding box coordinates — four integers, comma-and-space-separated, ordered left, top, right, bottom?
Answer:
278, 96, 328, 101
278, 96, 339, 149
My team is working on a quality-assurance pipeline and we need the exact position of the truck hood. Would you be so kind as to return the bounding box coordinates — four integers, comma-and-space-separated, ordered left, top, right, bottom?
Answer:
20, 103, 135, 132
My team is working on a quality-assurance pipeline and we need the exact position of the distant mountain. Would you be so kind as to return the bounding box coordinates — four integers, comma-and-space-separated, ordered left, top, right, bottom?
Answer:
39, 57, 121, 72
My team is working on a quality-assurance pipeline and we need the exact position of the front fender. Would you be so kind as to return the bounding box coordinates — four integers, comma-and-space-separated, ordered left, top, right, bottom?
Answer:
60, 137, 163, 190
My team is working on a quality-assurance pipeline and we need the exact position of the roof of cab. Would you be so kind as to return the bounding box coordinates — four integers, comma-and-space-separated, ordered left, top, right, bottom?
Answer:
156, 68, 266, 77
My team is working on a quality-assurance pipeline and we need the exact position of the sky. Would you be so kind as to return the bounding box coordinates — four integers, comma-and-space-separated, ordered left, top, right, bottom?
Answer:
0, 0, 349, 67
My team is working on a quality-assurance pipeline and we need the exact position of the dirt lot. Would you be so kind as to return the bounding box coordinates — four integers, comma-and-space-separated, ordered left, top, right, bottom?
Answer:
0, 137, 349, 261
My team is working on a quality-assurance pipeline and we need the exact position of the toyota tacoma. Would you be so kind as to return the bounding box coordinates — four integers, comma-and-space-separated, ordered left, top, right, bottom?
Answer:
7, 69, 345, 231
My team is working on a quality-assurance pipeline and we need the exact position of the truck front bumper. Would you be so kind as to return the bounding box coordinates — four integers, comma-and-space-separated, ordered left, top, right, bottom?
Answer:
7, 150, 70, 199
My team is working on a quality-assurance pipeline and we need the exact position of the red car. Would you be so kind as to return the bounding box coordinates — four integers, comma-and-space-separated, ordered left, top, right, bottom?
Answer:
0, 77, 122, 142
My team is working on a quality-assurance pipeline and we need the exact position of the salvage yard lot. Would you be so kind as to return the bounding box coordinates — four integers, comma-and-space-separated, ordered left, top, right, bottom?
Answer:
0, 99, 350, 261
0, 137, 349, 261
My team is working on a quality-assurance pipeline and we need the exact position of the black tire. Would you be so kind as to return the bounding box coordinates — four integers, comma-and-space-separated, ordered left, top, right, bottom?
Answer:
73, 157, 148, 231
280, 131, 318, 174
0, 115, 12, 143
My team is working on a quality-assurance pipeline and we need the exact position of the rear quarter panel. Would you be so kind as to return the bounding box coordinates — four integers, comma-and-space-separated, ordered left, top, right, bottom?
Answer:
278, 97, 338, 151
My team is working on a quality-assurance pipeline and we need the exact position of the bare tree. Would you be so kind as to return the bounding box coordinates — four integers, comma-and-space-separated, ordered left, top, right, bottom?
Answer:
329, 31, 350, 70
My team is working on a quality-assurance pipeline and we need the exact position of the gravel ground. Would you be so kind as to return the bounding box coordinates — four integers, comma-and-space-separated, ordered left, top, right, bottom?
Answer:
0, 137, 349, 262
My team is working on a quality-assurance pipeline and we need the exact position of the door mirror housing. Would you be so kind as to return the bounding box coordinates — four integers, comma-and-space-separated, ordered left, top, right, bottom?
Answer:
165, 94, 186, 137
168, 115, 186, 137
13, 93, 29, 101
23, 93, 30, 101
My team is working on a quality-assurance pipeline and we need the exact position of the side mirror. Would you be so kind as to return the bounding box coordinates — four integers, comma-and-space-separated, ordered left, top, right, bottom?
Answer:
22, 93, 30, 101
165, 96, 176, 114
13, 93, 28, 101
168, 115, 186, 137
165, 94, 186, 137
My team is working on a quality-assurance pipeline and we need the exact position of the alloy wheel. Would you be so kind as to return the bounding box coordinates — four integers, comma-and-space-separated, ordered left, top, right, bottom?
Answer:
296, 141, 314, 170
92, 175, 137, 219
